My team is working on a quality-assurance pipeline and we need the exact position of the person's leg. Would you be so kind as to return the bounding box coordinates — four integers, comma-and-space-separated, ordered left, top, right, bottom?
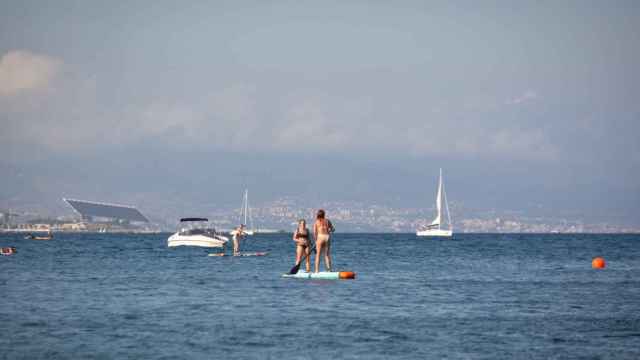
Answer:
324, 239, 332, 272
314, 240, 323, 273
295, 245, 303, 264
305, 245, 311, 272
233, 238, 239, 255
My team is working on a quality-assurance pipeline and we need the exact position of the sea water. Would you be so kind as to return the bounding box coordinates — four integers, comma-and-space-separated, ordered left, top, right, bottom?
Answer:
1, 233, 639, 359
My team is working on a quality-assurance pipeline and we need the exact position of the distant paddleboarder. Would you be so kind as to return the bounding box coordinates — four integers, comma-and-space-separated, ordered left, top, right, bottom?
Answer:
232, 224, 246, 256
313, 209, 335, 273
292, 219, 311, 272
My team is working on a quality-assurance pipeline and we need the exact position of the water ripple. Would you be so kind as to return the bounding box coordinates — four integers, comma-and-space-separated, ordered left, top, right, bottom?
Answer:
1, 233, 639, 359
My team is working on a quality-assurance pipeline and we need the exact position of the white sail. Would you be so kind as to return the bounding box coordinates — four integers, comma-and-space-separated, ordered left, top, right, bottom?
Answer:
443, 179, 452, 230
430, 169, 443, 227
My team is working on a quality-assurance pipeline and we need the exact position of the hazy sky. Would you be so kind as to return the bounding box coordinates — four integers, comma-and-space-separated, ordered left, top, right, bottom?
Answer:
1, 1, 639, 223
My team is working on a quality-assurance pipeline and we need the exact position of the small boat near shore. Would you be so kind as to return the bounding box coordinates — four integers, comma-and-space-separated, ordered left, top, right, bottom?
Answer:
24, 230, 53, 240
1, 247, 17, 256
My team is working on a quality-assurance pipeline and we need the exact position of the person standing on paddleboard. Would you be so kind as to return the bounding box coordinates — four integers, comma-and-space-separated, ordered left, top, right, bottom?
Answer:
232, 224, 245, 256
293, 219, 311, 272
313, 209, 335, 273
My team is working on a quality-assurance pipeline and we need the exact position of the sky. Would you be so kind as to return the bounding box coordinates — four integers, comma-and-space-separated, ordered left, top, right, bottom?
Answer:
1, 1, 639, 224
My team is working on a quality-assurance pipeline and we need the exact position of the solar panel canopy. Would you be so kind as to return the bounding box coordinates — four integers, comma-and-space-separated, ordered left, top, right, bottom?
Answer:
64, 199, 149, 222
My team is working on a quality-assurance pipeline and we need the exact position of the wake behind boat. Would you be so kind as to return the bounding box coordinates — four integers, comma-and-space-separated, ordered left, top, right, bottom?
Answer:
168, 218, 229, 248
417, 168, 453, 237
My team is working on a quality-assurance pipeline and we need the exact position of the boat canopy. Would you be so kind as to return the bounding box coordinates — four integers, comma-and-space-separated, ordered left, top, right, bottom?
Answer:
180, 217, 208, 222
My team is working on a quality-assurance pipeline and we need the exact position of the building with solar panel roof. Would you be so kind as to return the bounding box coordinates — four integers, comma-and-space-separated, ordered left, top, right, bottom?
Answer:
63, 198, 149, 229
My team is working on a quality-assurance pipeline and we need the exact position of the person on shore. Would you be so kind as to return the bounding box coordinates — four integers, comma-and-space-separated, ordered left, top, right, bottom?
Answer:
313, 209, 335, 273
232, 224, 245, 256
292, 219, 311, 272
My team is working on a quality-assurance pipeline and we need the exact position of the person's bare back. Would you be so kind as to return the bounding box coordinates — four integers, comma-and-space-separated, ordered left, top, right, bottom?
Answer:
313, 209, 335, 272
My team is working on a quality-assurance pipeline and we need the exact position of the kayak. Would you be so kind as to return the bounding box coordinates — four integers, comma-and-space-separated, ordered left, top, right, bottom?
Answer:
282, 270, 355, 280
208, 252, 268, 257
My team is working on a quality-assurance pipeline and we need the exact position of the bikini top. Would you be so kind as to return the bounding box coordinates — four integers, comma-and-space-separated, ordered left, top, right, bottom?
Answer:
295, 229, 309, 239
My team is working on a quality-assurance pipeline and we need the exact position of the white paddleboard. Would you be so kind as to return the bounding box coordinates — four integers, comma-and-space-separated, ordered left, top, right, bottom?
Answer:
282, 270, 355, 280
208, 251, 268, 257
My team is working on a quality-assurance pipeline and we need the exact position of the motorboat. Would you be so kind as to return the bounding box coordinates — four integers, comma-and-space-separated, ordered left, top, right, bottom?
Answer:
168, 218, 229, 248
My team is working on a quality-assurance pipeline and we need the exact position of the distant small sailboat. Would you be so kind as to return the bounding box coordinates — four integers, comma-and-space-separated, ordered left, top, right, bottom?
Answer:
232, 189, 255, 236
417, 168, 453, 237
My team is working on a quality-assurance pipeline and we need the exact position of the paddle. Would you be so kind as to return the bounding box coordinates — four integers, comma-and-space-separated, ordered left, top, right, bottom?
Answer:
289, 241, 315, 274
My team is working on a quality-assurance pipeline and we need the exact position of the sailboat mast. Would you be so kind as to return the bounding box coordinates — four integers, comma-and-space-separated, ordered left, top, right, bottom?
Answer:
243, 189, 248, 226
437, 168, 443, 230
246, 189, 254, 230
248, 201, 254, 230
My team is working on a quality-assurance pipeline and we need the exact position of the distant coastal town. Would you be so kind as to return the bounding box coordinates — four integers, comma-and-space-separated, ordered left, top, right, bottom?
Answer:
1, 196, 637, 234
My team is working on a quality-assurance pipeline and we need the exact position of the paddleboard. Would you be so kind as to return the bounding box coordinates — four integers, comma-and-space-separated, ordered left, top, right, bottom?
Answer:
282, 270, 355, 280
208, 252, 268, 257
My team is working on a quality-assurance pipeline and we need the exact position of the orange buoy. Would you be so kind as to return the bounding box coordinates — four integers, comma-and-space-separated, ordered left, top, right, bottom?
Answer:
339, 271, 356, 279
592, 257, 606, 269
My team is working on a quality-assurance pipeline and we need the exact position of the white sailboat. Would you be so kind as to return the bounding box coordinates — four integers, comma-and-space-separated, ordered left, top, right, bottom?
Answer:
417, 168, 453, 237
232, 189, 255, 236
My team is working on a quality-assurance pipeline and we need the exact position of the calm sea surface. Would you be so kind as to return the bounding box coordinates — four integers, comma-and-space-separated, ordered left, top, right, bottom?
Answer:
1, 233, 639, 359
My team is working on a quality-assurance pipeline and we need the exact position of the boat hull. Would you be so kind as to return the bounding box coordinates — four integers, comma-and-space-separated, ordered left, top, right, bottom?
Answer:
167, 233, 228, 248
416, 229, 453, 237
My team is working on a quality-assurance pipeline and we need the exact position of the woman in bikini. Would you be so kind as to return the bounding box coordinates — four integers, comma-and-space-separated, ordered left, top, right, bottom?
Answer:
292, 219, 311, 272
313, 209, 335, 273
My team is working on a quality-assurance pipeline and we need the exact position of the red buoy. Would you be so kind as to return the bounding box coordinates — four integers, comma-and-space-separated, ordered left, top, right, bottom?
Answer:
592, 257, 606, 269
